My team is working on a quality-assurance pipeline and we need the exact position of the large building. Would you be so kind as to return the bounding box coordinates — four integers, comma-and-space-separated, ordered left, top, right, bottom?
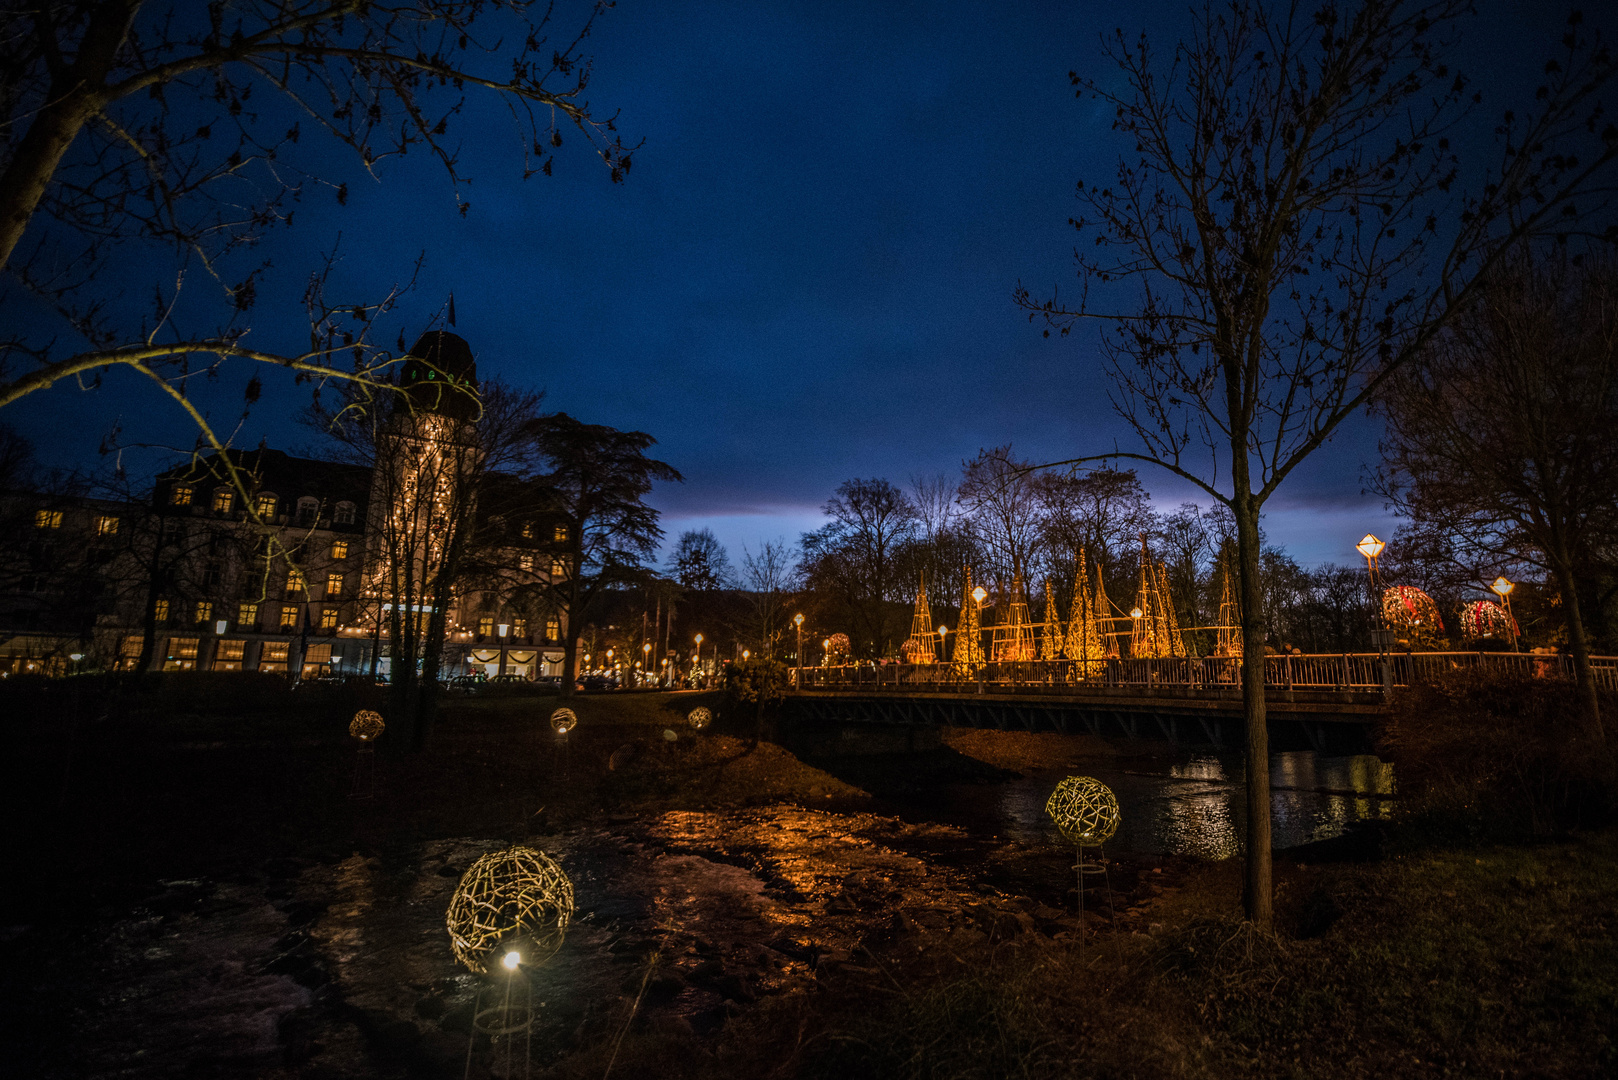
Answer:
0, 332, 572, 680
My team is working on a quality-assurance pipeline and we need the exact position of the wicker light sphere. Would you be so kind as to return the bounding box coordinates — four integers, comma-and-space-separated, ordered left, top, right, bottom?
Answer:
549, 707, 577, 734
1045, 776, 1120, 847
687, 706, 712, 730
446, 846, 575, 973
349, 710, 385, 741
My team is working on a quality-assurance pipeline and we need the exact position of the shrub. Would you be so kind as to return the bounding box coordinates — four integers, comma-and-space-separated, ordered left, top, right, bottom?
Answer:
1377, 668, 1614, 836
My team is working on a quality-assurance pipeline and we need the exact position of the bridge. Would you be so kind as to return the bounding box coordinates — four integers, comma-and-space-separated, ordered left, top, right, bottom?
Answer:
784, 651, 1618, 754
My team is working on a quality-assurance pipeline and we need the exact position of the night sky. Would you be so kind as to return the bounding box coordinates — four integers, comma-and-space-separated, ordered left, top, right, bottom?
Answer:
8, 0, 1593, 569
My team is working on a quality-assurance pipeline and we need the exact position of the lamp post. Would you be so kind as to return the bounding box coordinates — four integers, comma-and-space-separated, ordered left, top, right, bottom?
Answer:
937, 625, 948, 669
1491, 575, 1517, 651
1357, 533, 1392, 697
822, 638, 831, 667
642, 641, 652, 685
694, 634, 704, 685
794, 613, 804, 688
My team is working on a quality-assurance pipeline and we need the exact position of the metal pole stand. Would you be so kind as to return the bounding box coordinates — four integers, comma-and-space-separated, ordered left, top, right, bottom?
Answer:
349, 743, 376, 800
1074, 843, 1115, 944
468, 967, 535, 1080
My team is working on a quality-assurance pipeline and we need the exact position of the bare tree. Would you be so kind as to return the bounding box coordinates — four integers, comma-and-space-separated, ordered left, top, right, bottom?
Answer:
1, 1, 633, 423
1019, 0, 1618, 927
738, 538, 797, 659
957, 446, 1044, 586
799, 478, 918, 657
1378, 250, 1618, 750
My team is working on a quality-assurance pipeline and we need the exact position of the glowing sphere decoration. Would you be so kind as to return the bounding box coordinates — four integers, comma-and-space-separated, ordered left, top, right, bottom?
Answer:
549, 707, 577, 734
349, 710, 385, 741
687, 706, 712, 730
1045, 776, 1121, 847
1459, 600, 1514, 641
445, 846, 575, 973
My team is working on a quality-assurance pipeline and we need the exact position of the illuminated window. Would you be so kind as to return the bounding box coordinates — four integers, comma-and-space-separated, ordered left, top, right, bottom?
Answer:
545, 618, 561, 641
95, 515, 119, 536
320, 608, 339, 631
478, 616, 494, 636
333, 501, 357, 525
216, 639, 245, 661
169, 637, 199, 659
512, 618, 528, 637
330, 541, 349, 560
326, 572, 344, 597
255, 492, 278, 517
171, 484, 194, 506
34, 509, 63, 529
553, 524, 568, 543
519, 554, 534, 572
280, 606, 299, 631
154, 599, 170, 622
261, 641, 290, 663
521, 522, 536, 539
195, 601, 212, 623
212, 489, 234, 513
286, 570, 304, 593
238, 602, 258, 625
551, 558, 565, 577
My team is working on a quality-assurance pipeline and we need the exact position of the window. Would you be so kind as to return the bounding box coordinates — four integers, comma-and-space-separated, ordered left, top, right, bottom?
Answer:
333, 502, 357, 526
325, 572, 344, 597
320, 608, 339, 631
203, 562, 222, 589
216, 639, 245, 661
212, 489, 234, 513
551, 558, 566, 578
171, 484, 194, 506
255, 492, 278, 518
195, 601, 212, 624
95, 515, 119, 536
260, 641, 290, 670
34, 509, 63, 529
545, 618, 560, 641
296, 497, 320, 525
512, 618, 528, 638
519, 554, 534, 572
521, 521, 536, 539
553, 524, 568, 543
280, 606, 299, 631
330, 541, 349, 560
238, 602, 258, 626
154, 599, 170, 622
286, 570, 304, 594
477, 616, 494, 636
169, 637, 199, 660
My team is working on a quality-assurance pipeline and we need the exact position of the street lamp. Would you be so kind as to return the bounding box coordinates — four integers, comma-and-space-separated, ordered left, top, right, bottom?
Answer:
822, 637, 831, 667
1357, 531, 1386, 629
794, 613, 804, 687
938, 625, 948, 664
742, 649, 750, 661
1491, 575, 1518, 651
642, 641, 652, 684
1130, 606, 1144, 620
694, 634, 704, 683
971, 585, 987, 606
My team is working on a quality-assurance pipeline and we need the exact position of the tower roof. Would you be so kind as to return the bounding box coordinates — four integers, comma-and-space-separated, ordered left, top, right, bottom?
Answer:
400, 331, 479, 419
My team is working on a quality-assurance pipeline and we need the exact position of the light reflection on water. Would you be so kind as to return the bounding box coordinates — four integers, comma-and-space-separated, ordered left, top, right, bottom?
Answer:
909, 751, 1393, 858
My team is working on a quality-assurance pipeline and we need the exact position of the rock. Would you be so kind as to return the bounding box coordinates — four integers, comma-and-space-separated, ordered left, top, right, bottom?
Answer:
712, 972, 756, 1003
608, 742, 640, 771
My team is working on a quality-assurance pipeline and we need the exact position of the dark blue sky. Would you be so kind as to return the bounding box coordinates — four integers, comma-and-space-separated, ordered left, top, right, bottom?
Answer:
10, 0, 1594, 568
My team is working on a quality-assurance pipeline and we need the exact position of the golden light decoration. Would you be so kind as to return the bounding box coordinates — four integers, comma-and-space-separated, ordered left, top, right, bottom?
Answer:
349, 710, 385, 741
1045, 776, 1120, 847
1459, 600, 1514, 640
687, 706, 712, 730
445, 846, 575, 973
1382, 585, 1446, 649
549, 707, 577, 734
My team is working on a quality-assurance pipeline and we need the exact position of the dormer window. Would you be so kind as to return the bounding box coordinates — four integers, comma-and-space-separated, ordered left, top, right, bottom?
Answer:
255, 493, 278, 518
553, 524, 568, 543
212, 489, 234, 513
296, 497, 320, 525
333, 501, 357, 526
521, 521, 536, 539
171, 484, 194, 506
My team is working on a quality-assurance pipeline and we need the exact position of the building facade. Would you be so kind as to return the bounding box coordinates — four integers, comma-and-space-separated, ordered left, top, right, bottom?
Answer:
0, 332, 571, 680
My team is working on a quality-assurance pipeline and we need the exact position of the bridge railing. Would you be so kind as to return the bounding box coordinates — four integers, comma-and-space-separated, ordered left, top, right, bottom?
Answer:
792, 652, 1618, 692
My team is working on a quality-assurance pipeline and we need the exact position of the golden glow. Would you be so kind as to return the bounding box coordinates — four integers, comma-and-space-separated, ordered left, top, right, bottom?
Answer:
1356, 533, 1385, 560
1491, 575, 1515, 597
971, 585, 987, 605
794, 613, 804, 626
502, 951, 522, 971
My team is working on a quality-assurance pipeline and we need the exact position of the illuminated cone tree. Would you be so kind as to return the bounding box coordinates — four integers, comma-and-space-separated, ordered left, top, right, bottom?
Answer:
953, 567, 985, 677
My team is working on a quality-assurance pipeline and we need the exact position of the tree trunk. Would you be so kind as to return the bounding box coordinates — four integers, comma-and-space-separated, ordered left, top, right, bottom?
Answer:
0, 3, 138, 271
1548, 538, 1612, 776
1233, 485, 1272, 930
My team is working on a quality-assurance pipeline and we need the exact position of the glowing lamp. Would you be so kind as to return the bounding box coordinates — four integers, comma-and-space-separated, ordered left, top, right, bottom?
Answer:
694, 634, 702, 646
971, 585, 987, 605
1356, 533, 1385, 560
215, 619, 229, 635
549, 707, 577, 734
445, 846, 574, 974
938, 626, 948, 637
349, 710, 385, 741
794, 614, 804, 627
502, 950, 522, 970
1130, 606, 1144, 619
1045, 776, 1121, 847
1491, 576, 1515, 598
70, 652, 84, 661
742, 649, 750, 660
498, 623, 509, 637
688, 707, 711, 730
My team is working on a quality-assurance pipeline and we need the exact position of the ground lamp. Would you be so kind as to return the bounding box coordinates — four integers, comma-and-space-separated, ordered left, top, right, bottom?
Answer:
1045, 776, 1120, 933
549, 706, 577, 776
688, 706, 711, 731
1491, 576, 1518, 651
348, 710, 385, 799
445, 846, 575, 1049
